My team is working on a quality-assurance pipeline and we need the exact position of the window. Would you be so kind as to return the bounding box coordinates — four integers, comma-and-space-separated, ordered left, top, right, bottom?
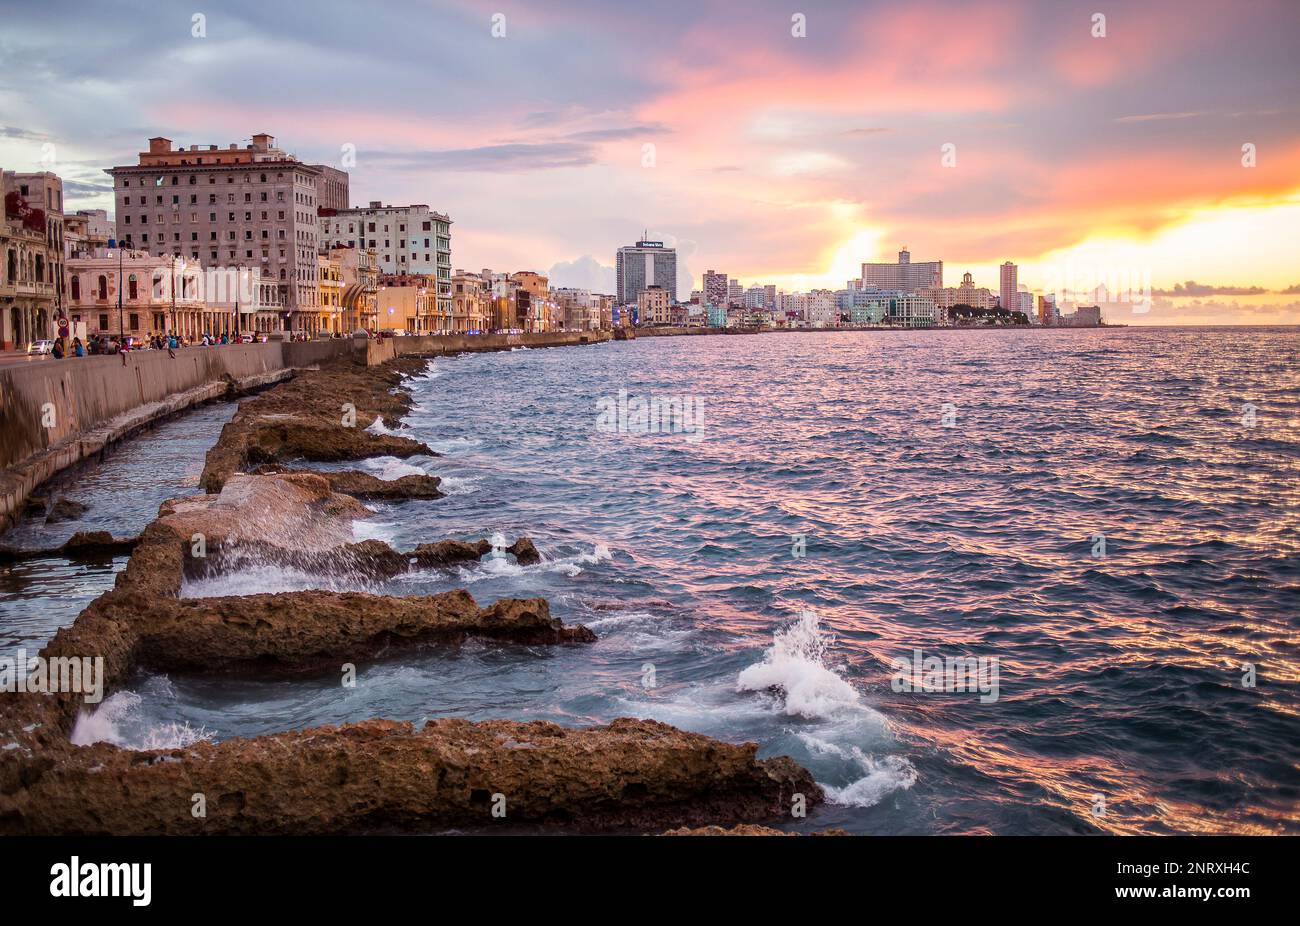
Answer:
128, 274, 138, 299
97, 275, 108, 299
129, 313, 139, 330
71, 276, 80, 300
99, 313, 108, 329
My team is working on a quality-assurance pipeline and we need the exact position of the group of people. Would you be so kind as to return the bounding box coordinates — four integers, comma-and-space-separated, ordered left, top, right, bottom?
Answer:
45, 330, 268, 363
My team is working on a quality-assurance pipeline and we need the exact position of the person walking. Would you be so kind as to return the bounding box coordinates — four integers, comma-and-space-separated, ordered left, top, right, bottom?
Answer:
167, 333, 178, 358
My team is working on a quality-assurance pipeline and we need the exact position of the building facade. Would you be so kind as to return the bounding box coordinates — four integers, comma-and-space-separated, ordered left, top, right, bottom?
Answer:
999, 261, 1018, 312
616, 237, 677, 304
2, 169, 64, 349
703, 270, 728, 306
860, 248, 942, 294
106, 134, 336, 328
319, 201, 451, 318
65, 248, 210, 340
637, 285, 671, 325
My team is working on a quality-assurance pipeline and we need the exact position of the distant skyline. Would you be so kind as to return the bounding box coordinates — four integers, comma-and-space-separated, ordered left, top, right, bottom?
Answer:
2, 0, 1298, 323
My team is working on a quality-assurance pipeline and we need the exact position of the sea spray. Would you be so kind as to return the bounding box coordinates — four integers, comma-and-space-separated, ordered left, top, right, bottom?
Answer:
736, 610, 860, 719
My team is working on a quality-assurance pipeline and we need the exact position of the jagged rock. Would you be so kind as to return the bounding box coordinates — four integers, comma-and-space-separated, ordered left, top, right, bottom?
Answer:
44, 497, 88, 523
0, 531, 136, 564
319, 470, 443, 500
411, 539, 492, 567
60, 531, 136, 559
507, 537, 541, 565
22, 494, 48, 517
130, 590, 593, 674
201, 357, 437, 493
0, 717, 821, 835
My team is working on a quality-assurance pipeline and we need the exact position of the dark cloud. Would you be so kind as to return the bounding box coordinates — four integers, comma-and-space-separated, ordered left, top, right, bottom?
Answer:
0, 126, 48, 140
1152, 281, 1269, 296
563, 124, 670, 142
365, 143, 596, 172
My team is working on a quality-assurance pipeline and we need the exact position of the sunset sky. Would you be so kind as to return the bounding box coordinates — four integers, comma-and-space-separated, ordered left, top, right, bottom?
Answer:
2, 0, 1298, 323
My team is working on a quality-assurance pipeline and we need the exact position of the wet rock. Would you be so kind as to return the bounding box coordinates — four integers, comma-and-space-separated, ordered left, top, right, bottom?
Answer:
130, 590, 594, 674
0, 717, 821, 835
44, 498, 88, 523
22, 494, 48, 517
60, 531, 136, 560
410, 539, 492, 567
201, 357, 437, 493
507, 537, 541, 565
319, 470, 444, 500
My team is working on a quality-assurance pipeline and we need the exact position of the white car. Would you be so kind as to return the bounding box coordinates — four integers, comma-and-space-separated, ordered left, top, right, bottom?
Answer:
27, 339, 54, 356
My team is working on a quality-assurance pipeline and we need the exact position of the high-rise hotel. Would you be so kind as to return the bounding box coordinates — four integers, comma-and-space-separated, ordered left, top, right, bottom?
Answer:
615, 236, 677, 304
860, 248, 943, 293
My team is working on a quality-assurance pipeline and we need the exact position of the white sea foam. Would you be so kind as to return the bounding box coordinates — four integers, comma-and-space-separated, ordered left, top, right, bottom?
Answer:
425, 437, 480, 454
352, 517, 399, 544
359, 456, 428, 480
736, 609, 861, 719
796, 734, 917, 808
182, 564, 376, 597
71, 690, 213, 751
437, 474, 483, 495
365, 416, 402, 436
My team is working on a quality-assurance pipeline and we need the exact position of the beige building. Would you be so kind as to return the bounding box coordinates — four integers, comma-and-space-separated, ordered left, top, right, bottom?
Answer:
319, 201, 451, 319
638, 285, 671, 326
2, 169, 64, 349
451, 270, 492, 333
376, 275, 430, 334
65, 248, 209, 340
926, 271, 995, 315
510, 270, 551, 332
107, 134, 344, 331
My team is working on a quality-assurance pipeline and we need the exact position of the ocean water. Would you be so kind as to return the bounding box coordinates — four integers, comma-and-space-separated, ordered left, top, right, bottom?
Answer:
0, 401, 236, 653
15, 328, 1300, 834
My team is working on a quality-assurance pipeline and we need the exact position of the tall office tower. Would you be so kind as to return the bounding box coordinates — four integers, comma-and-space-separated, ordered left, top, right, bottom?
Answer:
616, 236, 677, 304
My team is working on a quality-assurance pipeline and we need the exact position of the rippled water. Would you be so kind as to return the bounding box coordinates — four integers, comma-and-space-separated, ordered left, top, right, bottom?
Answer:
0, 402, 235, 652
16, 329, 1300, 834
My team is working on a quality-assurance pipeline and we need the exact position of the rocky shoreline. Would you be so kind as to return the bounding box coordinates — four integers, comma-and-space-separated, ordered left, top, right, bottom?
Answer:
0, 350, 823, 835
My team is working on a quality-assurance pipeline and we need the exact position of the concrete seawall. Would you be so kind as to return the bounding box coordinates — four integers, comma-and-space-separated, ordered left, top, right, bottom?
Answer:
0, 330, 611, 533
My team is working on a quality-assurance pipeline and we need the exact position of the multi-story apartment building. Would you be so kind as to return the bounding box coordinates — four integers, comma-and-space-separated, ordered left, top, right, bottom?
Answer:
926, 271, 995, 317
330, 246, 379, 333
637, 284, 671, 326
999, 261, 1018, 311
65, 248, 209, 340
106, 134, 338, 329
510, 271, 551, 332
451, 270, 492, 333
375, 275, 430, 334
319, 201, 451, 318
2, 169, 64, 349
860, 248, 942, 294
64, 209, 112, 257
615, 236, 676, 304
703, 270, 728, 306
727, 279, 744, 306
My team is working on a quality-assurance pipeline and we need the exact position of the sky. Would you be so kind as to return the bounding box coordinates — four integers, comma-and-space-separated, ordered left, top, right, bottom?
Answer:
2, 0, 1298, 324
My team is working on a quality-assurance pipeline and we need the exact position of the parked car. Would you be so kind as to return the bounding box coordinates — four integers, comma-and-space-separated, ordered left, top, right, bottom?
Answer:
26, 339, 54, 356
